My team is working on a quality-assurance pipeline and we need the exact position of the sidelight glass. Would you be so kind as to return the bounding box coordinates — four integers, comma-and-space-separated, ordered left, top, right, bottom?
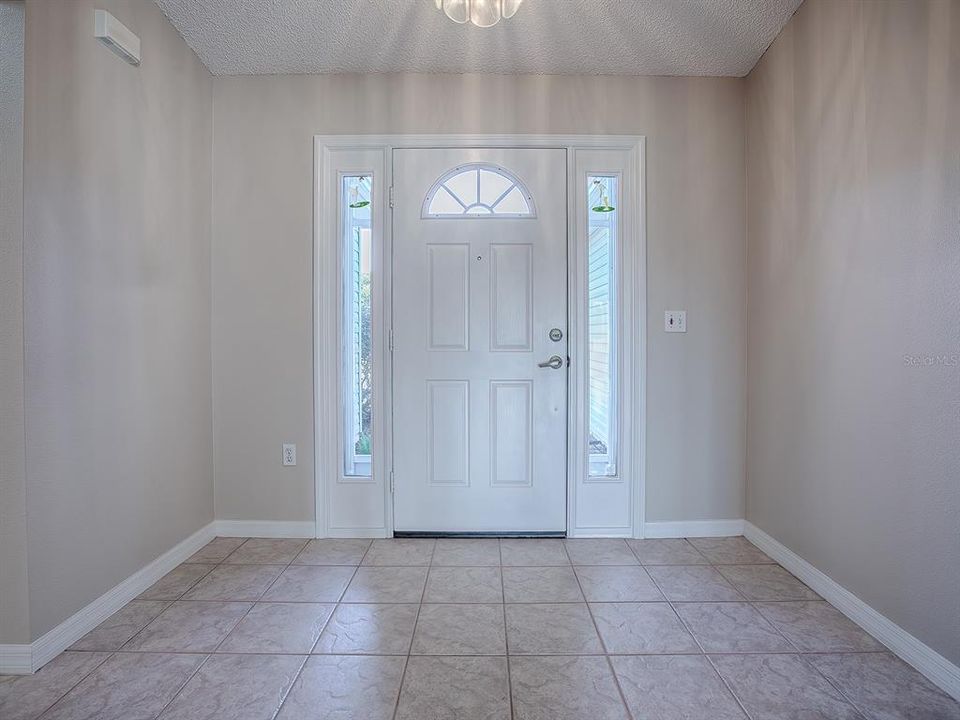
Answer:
587, 176, 619, 477
343, 175, 373, 477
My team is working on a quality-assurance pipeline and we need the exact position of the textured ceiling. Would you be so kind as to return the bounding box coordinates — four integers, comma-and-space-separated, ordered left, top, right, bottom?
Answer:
154, 0, 802, 77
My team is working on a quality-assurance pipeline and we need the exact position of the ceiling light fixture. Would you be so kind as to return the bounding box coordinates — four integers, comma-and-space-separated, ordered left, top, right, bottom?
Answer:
435, 0, 523, 28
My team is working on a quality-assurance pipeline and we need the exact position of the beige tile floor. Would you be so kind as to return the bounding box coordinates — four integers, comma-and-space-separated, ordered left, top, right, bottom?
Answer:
2, 536, 959, 720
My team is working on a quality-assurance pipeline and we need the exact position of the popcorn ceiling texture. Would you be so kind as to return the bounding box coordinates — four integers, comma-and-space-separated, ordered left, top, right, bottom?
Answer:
153, 0, 802, 77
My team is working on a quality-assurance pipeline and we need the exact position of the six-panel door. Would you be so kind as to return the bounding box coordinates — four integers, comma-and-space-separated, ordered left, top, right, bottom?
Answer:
392, 148, 568, 532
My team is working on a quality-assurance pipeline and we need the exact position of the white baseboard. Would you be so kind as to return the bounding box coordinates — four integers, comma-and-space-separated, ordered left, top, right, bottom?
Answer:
2, 521, 217, 675
4, 518, 318, 674
744, 521, 960, 702
643, 519, 745, 538
325, 527, 389, 538
15, 514, 956, 703
569, 526, 633, 538
214, 520, 316, 538
0, 643, 32, 675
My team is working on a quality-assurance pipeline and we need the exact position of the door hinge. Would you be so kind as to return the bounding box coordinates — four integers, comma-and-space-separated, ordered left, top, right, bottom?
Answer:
388, 329, 395, 352
388, 186, 394, 208
389, 470, 395, 493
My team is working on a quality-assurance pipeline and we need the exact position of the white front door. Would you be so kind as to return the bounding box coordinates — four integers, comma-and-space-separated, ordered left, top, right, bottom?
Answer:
392, 148, 568, 533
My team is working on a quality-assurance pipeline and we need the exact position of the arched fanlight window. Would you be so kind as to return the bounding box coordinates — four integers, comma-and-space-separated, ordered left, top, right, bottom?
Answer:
422, 163, 536, 218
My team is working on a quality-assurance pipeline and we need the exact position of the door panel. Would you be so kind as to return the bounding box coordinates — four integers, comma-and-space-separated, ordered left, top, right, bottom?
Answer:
392, 148, 567, 532
490, 380, 533, 487
427, 244, 470, 350
426, 380, 470, 487
490, 244, 533, 351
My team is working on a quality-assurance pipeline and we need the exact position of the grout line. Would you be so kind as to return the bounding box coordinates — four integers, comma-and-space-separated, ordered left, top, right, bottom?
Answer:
669, 537, 864, 718
499, 539, 515, 720
648, 565, 754, 720
24, 651, 114, 720
786, 643, 872, 719
389, 539, 435, 720
701, 652, 756, 720
151, 539, 310, 719
248, 540, 310, 600
623, 538, 646, 566
30, 537, 894, 720
564, 542, 636, 720
273, 538, 376, 720
117, 538, 256, 652
138, 561, 219, 602
26, 538, 320, 718
603, 654, 635, 720
66, 647, 897, 659
215, 537, 251, 564
126, 596, 837, 605
303, 546, 370, 655
150, 652, 214, 719
747, 601, 804, 654
197, 549, 293, 651
267, 654, 309, 720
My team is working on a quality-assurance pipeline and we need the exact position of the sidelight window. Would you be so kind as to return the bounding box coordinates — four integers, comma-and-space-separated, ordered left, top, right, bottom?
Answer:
587, 175, 619, 477
343, 175, 373, 477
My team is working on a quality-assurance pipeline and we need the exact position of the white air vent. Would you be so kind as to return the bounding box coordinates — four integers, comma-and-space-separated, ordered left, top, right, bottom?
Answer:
94, 9, 140, 66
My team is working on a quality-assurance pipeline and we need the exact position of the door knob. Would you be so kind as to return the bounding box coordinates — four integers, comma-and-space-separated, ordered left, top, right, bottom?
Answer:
538, 355, 564, 370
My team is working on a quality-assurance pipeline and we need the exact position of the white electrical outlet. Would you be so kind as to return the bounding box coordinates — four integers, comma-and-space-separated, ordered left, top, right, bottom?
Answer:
282, 444, 297, 466
665, 310, 687, 333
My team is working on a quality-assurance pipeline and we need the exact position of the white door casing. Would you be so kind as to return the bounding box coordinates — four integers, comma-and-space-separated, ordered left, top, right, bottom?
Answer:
314, 135, 645, 540
392, 148, 568, 532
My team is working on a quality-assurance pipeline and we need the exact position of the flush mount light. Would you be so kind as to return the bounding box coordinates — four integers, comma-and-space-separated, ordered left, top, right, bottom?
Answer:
435, 0, 523, 28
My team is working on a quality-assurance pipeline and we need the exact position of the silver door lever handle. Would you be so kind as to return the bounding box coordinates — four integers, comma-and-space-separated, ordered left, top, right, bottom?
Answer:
538, 355, 564, 370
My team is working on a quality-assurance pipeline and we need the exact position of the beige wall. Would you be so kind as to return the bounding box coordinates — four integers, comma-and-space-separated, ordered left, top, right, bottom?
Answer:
212, 73, 747, 525
746, 0, 960, 665
0, 0, 29, 645
22, 0, 213, 639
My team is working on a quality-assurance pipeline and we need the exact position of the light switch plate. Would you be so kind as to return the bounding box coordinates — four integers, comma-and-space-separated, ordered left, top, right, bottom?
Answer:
282, 443, 297, 466
665, 310, 687, 333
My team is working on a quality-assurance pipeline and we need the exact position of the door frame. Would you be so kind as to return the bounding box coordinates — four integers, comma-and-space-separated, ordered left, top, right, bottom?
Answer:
314, 134, 647, 538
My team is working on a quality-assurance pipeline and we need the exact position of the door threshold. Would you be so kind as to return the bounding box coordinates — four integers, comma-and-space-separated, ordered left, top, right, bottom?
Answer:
393, 531, 566, 539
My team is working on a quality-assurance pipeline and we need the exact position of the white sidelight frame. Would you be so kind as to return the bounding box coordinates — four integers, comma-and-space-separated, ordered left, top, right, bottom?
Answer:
570, 150, 643, 536
314, 135, 647, 538
316, 146, 391, 537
